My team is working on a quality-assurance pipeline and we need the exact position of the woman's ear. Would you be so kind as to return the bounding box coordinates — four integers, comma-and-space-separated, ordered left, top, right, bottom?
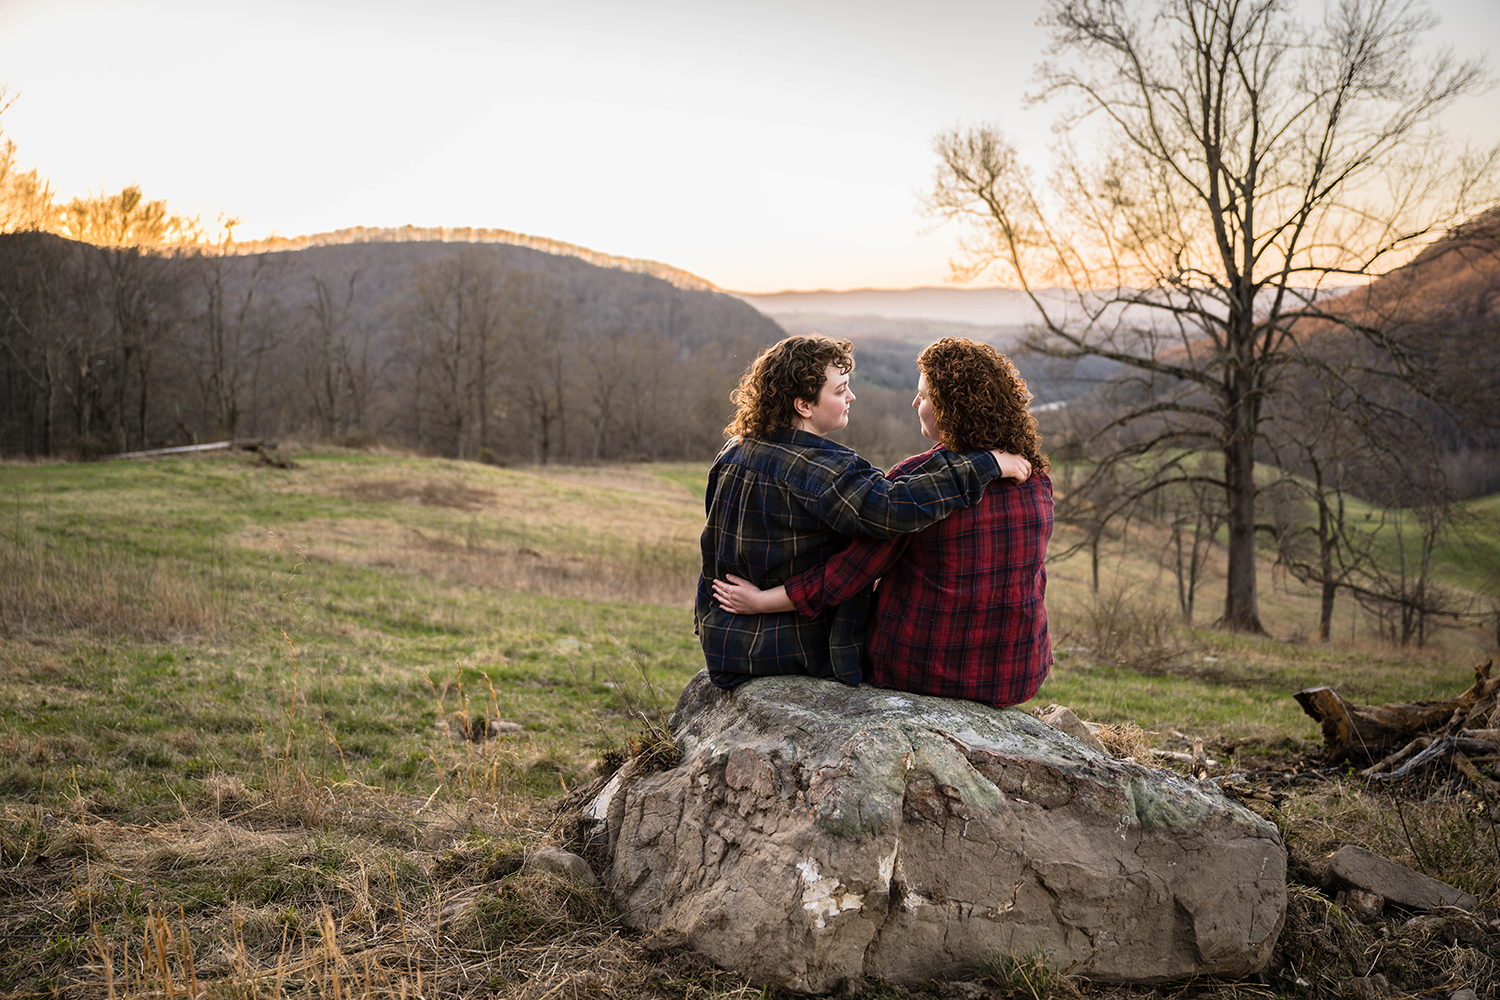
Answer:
793, 396, 814, 418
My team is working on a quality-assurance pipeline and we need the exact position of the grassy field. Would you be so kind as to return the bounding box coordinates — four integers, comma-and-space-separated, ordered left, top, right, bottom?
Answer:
1, 446, 1496, 999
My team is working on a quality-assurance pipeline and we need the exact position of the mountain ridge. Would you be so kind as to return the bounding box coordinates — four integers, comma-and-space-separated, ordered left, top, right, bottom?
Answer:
223, 224, 718, 293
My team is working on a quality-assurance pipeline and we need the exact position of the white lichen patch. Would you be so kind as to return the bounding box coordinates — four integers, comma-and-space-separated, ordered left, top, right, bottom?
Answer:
878, 844, 898, 888
796, 859, 865, 929
584, 770, 626, 821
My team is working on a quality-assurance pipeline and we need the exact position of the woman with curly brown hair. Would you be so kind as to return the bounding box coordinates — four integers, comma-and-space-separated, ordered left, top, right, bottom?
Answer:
714, 338, 1054, 708
699, 334, 1033, 690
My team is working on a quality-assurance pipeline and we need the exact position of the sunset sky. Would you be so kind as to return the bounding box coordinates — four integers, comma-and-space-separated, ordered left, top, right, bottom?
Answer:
0, 0, 1496, 293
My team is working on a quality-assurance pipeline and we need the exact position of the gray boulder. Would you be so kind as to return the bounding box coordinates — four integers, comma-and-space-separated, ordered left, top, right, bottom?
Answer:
585, 672, 1286, 993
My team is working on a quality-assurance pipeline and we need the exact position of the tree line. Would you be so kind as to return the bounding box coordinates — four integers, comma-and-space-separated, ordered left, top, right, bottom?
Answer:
0, 187, 792, 464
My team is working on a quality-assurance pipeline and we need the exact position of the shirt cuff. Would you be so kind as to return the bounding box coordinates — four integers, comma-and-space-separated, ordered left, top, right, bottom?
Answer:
965, 449, 1001, 480
784, 574, 821, 619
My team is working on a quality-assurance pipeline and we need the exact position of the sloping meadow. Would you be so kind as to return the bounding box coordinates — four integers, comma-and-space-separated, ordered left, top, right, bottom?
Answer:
1, 450, 712, 995
0, 448, 1495, 998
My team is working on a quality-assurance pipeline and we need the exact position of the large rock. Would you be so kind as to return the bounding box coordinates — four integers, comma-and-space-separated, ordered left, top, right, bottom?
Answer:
584, 672, 1286, 993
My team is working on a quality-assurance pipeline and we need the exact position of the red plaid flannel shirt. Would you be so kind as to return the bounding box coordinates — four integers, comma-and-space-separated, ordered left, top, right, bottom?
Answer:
785, 447, 1054, 707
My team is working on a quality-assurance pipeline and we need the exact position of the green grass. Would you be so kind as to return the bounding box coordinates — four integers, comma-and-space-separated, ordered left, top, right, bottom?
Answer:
1440, 493, 1500, 592
0, 446, 1495, 1000
2, 447, 1491, 811
1, 453, 704, 822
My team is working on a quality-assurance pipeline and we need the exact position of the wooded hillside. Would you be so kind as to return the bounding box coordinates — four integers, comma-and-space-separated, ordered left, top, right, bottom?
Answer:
0, 230, 786, 463
1295, 207, 1500, 498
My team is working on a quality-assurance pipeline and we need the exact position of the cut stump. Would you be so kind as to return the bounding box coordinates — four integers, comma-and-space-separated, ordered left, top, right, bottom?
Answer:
1295, 662, 1496, 763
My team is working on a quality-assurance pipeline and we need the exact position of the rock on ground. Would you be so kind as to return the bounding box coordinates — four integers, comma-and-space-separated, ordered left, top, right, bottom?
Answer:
583, 672, 1286, 993
1326, 845, 1479, 913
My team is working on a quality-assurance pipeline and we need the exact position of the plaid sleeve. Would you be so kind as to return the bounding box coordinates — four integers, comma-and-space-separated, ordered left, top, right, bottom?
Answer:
783, 447, 947, 616
807, 447, 1001, 539
785, 533, 910, 617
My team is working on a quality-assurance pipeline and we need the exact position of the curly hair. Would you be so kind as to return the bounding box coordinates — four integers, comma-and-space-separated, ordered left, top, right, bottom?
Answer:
725, 335, 855, 438
918, 338, 1049, 472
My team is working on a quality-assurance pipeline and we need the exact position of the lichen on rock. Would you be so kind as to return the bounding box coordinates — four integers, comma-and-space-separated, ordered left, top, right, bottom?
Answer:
582, 671, 1286, 993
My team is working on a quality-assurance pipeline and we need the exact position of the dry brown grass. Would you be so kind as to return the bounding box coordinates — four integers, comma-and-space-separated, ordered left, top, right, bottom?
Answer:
1049, 581, 1192, 674
236, 516, 698, 607
0, 537, 230, 640
1091, 721, 1157, 761
215, 458, 705, 608
2, 789, 771, 1000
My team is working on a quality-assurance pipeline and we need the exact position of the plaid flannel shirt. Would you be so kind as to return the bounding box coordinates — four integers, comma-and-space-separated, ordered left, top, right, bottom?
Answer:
696, 429, 1002, 688
784, 448, 1053, 707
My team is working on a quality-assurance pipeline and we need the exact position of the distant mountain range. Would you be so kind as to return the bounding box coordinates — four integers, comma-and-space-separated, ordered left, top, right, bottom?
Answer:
729, 287, 1048, 393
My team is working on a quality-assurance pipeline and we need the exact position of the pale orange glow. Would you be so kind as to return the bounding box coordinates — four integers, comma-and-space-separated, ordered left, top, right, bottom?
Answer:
0, 0, 1493, 293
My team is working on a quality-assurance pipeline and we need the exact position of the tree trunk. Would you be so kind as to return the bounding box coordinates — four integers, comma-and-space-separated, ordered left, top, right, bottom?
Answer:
1317, 500, 1337, 643
1221, 428, 1264, 633
1318, 577, 1337, 644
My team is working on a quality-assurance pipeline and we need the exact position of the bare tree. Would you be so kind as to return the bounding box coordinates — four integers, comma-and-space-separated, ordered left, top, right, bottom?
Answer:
927, 0, 1494, 633
0, 233, 73, 454
581, 326, 630, 463
1338, 497, 1464, 647
617, 329, 693, 460
1263, 341, 1406, 642
299, 271, 367, 439
0, 89, 56, 235
194, 220, 279, 439
397, 251, 506, 459
1160, 457, 1225, 625
62, 185, 191, 451
504, 271, 574, 463
1268, 460, 1367, 645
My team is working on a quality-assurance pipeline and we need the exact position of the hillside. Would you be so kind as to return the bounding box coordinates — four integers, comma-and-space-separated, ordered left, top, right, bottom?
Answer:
0, 230, 787, 461
1312, 207, 1500, 329
211, 237, 781, 352
1294, 208, 1500, 496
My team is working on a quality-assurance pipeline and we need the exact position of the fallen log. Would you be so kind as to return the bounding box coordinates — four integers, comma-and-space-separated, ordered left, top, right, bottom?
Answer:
1295, 661, 1496, 763
1452, 752, 1500, 796
1363, 736, 1456, 782
1358, 736, 1431, 778
109, 439, 279, 460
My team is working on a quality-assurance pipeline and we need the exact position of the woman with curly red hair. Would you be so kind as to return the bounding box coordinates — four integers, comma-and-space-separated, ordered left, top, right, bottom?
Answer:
714, 337, 1054, 708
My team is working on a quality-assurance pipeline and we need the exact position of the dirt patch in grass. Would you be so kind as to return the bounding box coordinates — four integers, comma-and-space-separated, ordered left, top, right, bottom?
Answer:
340, 477, 497, 510
235, 517, 697, 606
